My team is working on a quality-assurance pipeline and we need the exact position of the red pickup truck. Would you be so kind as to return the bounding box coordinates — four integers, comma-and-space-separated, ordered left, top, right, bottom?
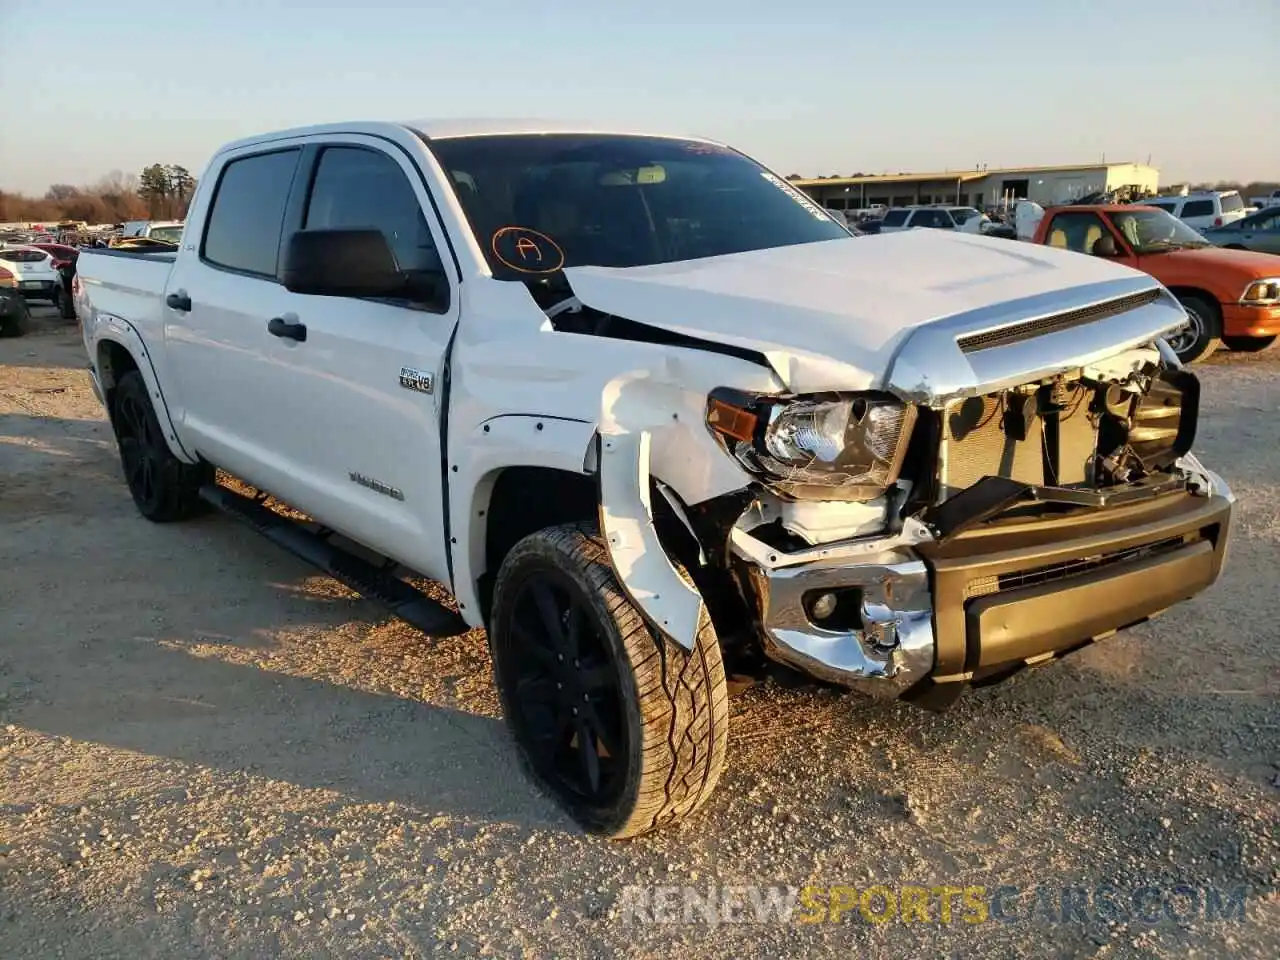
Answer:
1029, 204, 1280, 363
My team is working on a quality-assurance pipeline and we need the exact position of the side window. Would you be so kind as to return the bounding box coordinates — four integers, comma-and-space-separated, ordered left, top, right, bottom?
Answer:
1254, 213, 1279, 231
881, 209, 909, 227
202, 149, 300, 276
1180, 200, 1213, 218
1045, 213, 1111, 254
304, 146, 441, 276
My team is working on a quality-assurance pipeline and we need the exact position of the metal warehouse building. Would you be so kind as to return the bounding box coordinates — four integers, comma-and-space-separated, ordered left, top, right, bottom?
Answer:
792, 162, 1160, 212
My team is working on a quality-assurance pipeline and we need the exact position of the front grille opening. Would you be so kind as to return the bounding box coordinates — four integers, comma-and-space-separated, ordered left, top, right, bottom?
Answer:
995, 535, 1188, 592
957, 289, 1164, 353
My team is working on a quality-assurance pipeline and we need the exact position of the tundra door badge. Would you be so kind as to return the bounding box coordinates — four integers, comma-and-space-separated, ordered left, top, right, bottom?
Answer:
399, 366, 434, 394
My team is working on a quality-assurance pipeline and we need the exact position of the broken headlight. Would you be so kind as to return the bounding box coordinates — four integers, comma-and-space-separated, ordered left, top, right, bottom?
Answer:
706, 390, 917, 501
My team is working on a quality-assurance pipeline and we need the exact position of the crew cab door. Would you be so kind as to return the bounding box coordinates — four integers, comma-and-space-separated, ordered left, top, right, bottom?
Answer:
165, 135, 460, 583
261, 138, 459, 580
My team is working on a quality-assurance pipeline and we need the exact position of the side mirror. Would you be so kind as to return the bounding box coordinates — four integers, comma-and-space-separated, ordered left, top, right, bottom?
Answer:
279, 228, 446, 304
1092, 234, 1120, 257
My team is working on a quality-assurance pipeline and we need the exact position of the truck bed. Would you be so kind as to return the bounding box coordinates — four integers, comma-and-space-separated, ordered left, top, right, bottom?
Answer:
76, 247, 176, 332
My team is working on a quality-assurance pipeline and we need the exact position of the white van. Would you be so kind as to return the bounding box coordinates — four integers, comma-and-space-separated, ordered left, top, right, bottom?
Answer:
1139, 191, 1248, 230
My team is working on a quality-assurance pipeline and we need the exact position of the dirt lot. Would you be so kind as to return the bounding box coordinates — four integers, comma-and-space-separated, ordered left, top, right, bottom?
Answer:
2, 305, 1277, 958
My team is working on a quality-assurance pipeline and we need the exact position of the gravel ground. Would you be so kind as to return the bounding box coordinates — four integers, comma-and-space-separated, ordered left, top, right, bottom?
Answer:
2, 305, 1278, 959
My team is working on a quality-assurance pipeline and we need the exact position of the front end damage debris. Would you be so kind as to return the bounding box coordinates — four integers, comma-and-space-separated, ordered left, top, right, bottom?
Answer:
718, 351, 1233, 708
573, 269, 1234, 709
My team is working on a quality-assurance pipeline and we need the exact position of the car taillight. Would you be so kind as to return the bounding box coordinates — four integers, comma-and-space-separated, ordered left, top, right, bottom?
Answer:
1214, 216, 1223, 226
0, 266, 14, 287
72, 274, 83, 297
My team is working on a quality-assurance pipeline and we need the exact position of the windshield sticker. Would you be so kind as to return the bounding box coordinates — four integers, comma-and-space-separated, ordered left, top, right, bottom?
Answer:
760, 171, 832, 222
491, 226, 566, 274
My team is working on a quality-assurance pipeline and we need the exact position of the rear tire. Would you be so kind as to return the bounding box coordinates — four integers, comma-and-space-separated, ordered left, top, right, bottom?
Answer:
489, 522, 729, 839
1222, 334, 1276, 353
109, 370, 211, 522
1167, 294, 1222, 364
54, 285, 76, 320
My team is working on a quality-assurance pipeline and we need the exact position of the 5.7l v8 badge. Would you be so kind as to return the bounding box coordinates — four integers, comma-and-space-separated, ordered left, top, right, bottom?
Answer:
399, 366, 434, 394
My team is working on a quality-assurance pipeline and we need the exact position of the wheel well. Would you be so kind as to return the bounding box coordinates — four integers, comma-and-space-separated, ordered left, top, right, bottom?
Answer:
97, 340, 139, 415
478, 467, 598, 621
1165, 286, 1221, 313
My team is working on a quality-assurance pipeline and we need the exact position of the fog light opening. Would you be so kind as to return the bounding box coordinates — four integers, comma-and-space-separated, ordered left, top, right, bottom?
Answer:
810, 592, 838, 621
802, 588, 864, 630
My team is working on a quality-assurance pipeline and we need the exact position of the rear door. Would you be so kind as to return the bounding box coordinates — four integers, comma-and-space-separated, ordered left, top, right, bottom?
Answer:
250, 136, 460, 580
163, 143, 305, 482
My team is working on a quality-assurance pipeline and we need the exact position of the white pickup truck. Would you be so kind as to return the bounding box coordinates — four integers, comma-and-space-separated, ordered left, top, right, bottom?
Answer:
74, 119, 1235, 838
1249, 189, 1280, 210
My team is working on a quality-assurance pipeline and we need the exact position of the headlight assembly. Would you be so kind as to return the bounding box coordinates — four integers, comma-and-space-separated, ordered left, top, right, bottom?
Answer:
1240, 279, 1280, 304
706, 390, 917, 501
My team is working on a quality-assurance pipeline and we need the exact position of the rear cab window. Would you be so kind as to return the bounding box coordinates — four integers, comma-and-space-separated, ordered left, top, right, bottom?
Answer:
201, 149, 301, 277
1219, 192, 1244, 213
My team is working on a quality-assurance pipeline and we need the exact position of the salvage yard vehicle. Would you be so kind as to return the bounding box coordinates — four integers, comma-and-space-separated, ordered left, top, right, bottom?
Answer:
74, 120, 1235, 839
1029, 203, 1280, 361
0, 244, 62, 303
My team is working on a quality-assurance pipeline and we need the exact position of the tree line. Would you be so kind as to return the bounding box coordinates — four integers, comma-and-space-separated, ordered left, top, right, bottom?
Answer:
0, 164, 198, 224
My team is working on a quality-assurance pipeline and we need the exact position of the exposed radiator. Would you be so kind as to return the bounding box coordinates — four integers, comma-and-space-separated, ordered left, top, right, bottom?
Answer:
937, 384, 1100, 500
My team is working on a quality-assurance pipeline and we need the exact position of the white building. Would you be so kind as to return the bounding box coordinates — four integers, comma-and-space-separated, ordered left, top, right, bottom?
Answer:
793, 162, 1161, 212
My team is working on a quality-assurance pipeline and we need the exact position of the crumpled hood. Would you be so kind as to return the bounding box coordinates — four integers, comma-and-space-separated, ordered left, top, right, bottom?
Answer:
563, 230, 1156, 392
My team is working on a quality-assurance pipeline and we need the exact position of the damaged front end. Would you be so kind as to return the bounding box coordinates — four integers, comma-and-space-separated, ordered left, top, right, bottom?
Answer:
693, 283, 1235, 708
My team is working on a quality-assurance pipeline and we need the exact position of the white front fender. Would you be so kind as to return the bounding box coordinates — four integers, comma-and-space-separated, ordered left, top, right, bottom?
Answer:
596, 431, 707, 651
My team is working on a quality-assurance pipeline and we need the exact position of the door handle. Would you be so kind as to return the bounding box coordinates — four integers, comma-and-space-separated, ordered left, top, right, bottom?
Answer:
165, 291, 191, 311
267, 317, 307, 342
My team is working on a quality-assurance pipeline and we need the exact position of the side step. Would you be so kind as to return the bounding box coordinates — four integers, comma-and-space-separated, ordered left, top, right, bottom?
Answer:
198, 483, 470, 637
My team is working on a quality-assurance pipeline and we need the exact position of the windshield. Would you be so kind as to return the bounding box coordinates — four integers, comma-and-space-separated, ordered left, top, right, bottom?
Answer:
1220, 193, 1244, 213
1112, 209, 1210, 252
948, 207, 980, 224
423, 134, 850, 275
147, 225, 183, 244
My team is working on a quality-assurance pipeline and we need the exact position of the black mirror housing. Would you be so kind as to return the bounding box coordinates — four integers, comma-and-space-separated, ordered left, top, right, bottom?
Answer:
279, 228, 445, 304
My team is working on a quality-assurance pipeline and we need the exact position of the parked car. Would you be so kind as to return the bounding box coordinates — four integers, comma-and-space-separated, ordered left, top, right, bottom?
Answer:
74, 119, 1234, 838
1248, 189, 1280, 210
119, 220, 185, 244
1139, 190, 1249, 230
0, 244, 62, 302
1029, 204, 1279, 360
878, 206, 975, 233
27, 242, 81, 318
1200, 207, 1280, 256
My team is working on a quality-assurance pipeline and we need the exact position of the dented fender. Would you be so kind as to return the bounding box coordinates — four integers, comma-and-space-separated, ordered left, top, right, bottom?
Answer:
593, 351, 777, 650
596, 431, 707, 651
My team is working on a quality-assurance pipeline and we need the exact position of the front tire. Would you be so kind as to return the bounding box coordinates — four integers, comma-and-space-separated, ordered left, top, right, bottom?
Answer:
109, 370, 211, 522
489, 522, 729, 839
1222, 334, 1276, 353
1167, 293, 1222, 364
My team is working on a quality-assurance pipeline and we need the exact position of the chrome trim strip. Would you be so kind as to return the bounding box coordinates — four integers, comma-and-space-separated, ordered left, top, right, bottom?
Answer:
882, 277, 1188, 405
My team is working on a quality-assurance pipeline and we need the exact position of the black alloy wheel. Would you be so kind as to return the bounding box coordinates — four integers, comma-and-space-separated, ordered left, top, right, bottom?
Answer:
496, 563, 629, 806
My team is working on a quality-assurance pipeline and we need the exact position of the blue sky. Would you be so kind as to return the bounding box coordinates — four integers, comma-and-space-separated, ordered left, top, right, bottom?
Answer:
1, 0, 1275, 195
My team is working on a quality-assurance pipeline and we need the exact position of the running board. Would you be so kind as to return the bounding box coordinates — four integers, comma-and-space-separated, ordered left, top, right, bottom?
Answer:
198, 483, 470, 638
